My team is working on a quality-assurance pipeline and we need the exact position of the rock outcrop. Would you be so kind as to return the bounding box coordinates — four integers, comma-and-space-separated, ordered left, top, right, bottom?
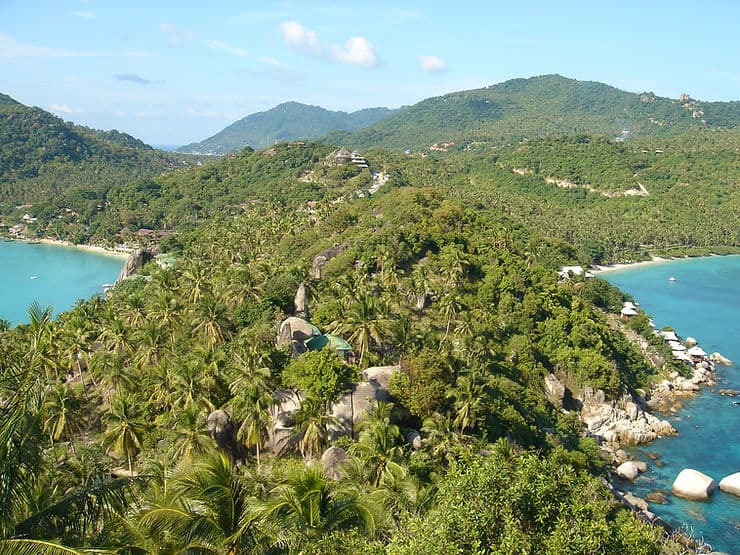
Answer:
719, 472, 740, 497
294, 282, 308, 319
328, 366, 400, 439
116, 247, 156, 283
544, 373, 566, 407
310, 243, 348, 279
276, 316, 320, 356
321, 446, 348, 480
579, 388, 675, 446
616, 461, 640, 481
671, 469, 717, 500
207, 409, 247, 462
710, 352, 733, 366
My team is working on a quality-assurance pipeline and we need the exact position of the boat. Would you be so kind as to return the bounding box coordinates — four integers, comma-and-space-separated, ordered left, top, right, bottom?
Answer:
668, 276, 676, 282
30, 276, 38, 280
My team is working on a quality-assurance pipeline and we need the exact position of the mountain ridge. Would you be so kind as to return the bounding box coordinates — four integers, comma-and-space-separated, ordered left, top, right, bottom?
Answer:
325, 74, 740, 151
177, 101, 398, 155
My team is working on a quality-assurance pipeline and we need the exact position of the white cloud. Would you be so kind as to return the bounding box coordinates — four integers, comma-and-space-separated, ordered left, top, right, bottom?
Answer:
280, 21, 320, 53
280, 21, 377, 68
419, 55, 447, 72
72, 11, 95, 19
334, 37, 377, 68
160, 22, 195, 45
205, 39, 248, 57
0, 33, 97, 58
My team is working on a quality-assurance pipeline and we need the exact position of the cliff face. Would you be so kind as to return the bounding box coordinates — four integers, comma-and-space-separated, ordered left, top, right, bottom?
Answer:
116, 248, 156, 283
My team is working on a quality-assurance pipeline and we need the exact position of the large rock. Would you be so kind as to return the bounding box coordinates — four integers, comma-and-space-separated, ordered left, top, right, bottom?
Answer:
206, 410, 247, 462
328, 366, 400, 439
294, 282, 308, 319
579, 388, 676, 445
616, 461, 640, 481
710, 352, 733, 366
321, 446, 348, 480
310, 243, 348, 279
672, 469, 717, 500
116, 247, 155, 283
718, 472, 740, 497
544, 374, 566, 407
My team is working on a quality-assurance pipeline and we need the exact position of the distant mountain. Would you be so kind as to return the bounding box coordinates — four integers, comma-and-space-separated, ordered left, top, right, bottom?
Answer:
325, 74, 740, 151
177, 102, 398, 155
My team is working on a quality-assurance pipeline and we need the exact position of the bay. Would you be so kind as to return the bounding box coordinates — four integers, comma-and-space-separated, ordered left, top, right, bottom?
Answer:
602, 255, 740, 553
0, 240, 125, 326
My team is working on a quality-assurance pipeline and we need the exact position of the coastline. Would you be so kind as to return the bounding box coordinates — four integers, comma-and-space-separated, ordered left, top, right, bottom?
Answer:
36, 238, 131, 260
599, 256, 740, 553
591, 256, 670, 275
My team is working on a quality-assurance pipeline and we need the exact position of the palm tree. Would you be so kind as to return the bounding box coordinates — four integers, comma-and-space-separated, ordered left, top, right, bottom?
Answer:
348, 402, 404, 486
131, 450, 262, 554
191, 295, 234, 352
327, 292, 390, 366
447, 372, 486, 434
103, 395, 148, 475
292, 397, 338, 462
262, 465, 377, 549
234, 385, 275, 469
42, 383, 82, 449
170, 406, 212, 460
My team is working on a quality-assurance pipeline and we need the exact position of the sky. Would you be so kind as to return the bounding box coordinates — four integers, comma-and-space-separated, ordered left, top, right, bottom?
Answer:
1, 0, 738, 146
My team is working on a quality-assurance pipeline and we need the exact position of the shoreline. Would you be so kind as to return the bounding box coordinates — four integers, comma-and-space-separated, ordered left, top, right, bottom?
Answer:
591, 256, 670, 275
591, 252, 740, 276
35, 238, 131, 260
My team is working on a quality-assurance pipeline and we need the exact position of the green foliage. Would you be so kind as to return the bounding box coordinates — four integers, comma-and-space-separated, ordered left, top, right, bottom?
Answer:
388, 449, 667, 555
330, 74, 740, 152
282, 349, 355, 406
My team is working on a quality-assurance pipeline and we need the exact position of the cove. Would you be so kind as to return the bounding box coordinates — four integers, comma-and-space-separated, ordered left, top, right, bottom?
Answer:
602, 255, 740, 553
0, 240, 125, 326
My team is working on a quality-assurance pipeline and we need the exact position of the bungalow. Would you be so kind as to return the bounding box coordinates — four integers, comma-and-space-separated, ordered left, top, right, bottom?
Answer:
621, 301, 638, 319
687, 346, 707, 363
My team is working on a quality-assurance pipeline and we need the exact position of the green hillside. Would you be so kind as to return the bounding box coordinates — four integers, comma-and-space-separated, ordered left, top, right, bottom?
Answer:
0, 94, 204, 241
327, 74, 740, 151
0, 138, 690, 552
178, 101, 397, 154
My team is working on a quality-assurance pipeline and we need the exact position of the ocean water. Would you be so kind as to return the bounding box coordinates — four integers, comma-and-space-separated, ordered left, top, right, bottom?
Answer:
603, 256, 740, 553
0, 240, 125, 326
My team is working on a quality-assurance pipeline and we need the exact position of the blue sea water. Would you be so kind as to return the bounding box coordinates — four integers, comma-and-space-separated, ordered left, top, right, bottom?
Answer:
0, 240, 125, 326
603, 256, 740, 553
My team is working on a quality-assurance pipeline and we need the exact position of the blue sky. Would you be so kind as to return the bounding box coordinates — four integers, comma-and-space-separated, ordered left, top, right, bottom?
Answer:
1, 0, 738, 145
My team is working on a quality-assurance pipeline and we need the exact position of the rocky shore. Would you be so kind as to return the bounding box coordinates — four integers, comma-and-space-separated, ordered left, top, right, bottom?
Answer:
545, 323, 733, 551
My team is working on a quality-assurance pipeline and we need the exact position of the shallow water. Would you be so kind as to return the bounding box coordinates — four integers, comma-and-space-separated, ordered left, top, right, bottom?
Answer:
603, 256, 740, 553
0, 240, 124, 325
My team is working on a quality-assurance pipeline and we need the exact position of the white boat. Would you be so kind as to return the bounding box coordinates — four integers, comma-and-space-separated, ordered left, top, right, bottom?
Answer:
668, 276, 676, 282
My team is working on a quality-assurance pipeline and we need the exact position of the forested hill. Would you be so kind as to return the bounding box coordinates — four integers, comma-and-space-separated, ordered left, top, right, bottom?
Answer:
177, 102, 398, 155
0, 93, 202, 233
326, 74, 740, 152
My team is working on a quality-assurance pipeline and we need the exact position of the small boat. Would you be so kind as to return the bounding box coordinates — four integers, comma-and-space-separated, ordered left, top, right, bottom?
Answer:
30, 276, 38, 280
668, 276, 676, 282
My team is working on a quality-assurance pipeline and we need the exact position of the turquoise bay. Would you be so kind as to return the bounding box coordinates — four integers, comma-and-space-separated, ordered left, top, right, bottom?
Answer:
0, 240, 125, 326
603, 255, 740, 553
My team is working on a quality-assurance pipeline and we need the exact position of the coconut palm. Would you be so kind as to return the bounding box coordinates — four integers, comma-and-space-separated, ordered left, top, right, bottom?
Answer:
261, 465, 377, 549
42, 383, 82, 448
131, 450, 263, 554
103, 395, 148, 475
233, 384, 275, 469
192, 295, 234, 352
348, 402, 404, 486
292, 397, 338, 462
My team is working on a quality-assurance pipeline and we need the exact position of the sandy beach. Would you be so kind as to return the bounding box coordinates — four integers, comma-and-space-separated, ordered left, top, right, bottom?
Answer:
37, 238, 131, 259
590, 256, 670, 275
